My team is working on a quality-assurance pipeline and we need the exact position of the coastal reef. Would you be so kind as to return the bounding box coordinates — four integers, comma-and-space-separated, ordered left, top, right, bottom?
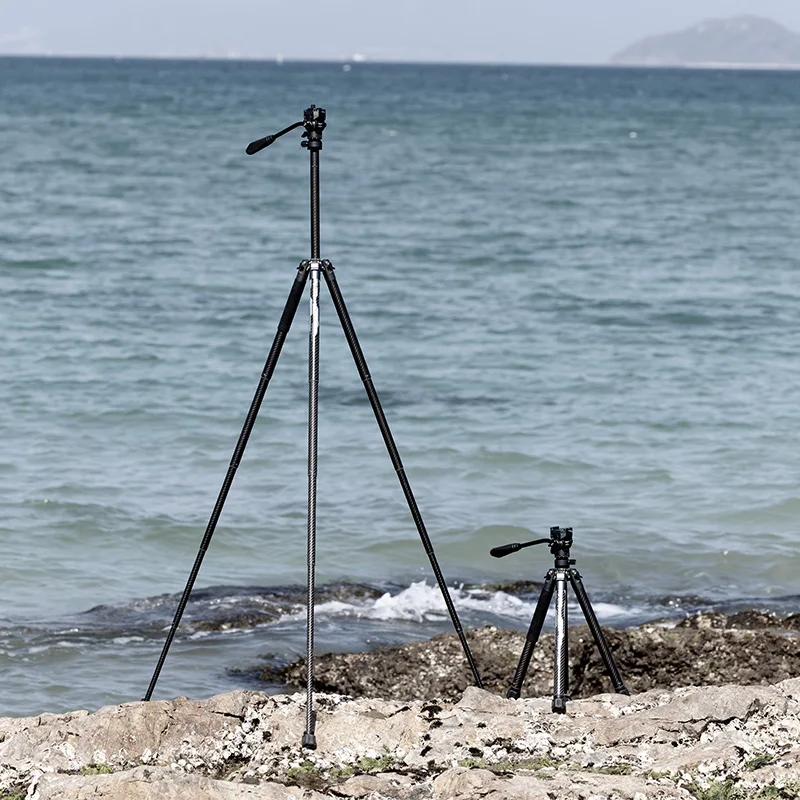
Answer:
1, 681, 799, 799
2, 614, 799, 798
261, 613, 800, 701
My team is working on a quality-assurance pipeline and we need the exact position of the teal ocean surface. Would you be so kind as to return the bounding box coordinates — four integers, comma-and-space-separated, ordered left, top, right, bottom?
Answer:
1, 57, 799, 716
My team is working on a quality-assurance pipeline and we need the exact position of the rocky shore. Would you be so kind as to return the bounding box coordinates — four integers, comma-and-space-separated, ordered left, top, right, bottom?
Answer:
1, 614, 799, 799
2, 680, 799, 799
261, 612, 800, 701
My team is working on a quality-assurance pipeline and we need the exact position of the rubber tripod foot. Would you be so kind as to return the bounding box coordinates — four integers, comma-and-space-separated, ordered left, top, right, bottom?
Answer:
552, 696, 568, 714
302, 732, 317, 750
506, 687, 520, 699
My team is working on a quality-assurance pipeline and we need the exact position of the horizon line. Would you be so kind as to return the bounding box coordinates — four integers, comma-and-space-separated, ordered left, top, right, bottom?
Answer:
3, 52, 800, 72
0, 51, 608, 67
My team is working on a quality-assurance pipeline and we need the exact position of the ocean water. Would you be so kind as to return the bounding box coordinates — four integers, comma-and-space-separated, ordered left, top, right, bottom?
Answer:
1, 57, 800, 717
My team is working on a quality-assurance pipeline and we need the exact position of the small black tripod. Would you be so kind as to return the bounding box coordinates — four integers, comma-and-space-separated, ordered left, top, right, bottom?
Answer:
143, 107, 483, 748
491, 527, 628, 712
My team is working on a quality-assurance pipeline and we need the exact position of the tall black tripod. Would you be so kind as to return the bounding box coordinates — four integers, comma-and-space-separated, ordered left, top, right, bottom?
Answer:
491, 527, 628, 712
143, 106, 483, 748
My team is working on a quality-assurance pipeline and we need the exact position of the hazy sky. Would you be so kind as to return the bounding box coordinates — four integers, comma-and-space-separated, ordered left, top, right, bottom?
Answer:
3, 1, 800, 63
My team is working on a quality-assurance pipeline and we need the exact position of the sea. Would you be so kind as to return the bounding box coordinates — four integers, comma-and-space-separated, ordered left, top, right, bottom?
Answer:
1, 56, 799, 718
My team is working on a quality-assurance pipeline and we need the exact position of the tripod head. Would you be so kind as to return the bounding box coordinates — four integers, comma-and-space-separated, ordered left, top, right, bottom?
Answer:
547, 526, 574, 568
245, 105, 328, 260
245, 105, 327, 155
301, 105, 326, 151
490, 526, 575, 568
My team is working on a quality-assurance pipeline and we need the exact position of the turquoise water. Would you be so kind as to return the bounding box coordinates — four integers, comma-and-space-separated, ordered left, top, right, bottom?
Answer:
1, 57, 800, 716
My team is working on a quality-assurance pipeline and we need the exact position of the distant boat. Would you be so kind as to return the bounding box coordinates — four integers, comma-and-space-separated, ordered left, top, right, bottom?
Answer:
276, 54, 284, 65
351, 53, 367, 62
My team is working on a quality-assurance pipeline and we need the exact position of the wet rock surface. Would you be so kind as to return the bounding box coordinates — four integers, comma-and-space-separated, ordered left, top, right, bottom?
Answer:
260, 613, 800, 702
2, 680, 799, 799
187, 583, 386, 634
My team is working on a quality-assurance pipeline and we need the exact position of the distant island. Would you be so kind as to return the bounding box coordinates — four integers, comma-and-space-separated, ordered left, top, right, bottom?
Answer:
611, 15, 800, 68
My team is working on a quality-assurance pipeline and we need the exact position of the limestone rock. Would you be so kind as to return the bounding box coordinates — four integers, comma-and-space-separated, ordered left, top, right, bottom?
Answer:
31, 766, 320, 799
1, 680, 799, 799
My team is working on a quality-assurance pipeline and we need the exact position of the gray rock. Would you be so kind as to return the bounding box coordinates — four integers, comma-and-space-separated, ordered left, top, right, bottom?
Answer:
30, 766, 320, 799
1, 680, 799, 799
335, 772, 424, 799
594, 684, 784, 745
432, 768, 694, 799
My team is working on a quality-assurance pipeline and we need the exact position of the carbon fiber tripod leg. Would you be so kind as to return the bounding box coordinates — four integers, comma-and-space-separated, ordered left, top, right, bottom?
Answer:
569, 570, 629, 695
321, 261, 483, 688
143, 263, 310, 701
507, 571, 555, 699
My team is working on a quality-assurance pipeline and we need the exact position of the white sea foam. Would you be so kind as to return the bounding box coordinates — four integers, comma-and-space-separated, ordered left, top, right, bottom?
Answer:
311, 581, 639, 625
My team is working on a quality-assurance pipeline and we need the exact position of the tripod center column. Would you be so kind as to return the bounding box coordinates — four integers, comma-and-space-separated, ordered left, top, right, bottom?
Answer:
310, 150, 320, 260
552, 569, 569, 713
301, 104, 325, 750
301, 105, 325, 262
303, 257, 321, 749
